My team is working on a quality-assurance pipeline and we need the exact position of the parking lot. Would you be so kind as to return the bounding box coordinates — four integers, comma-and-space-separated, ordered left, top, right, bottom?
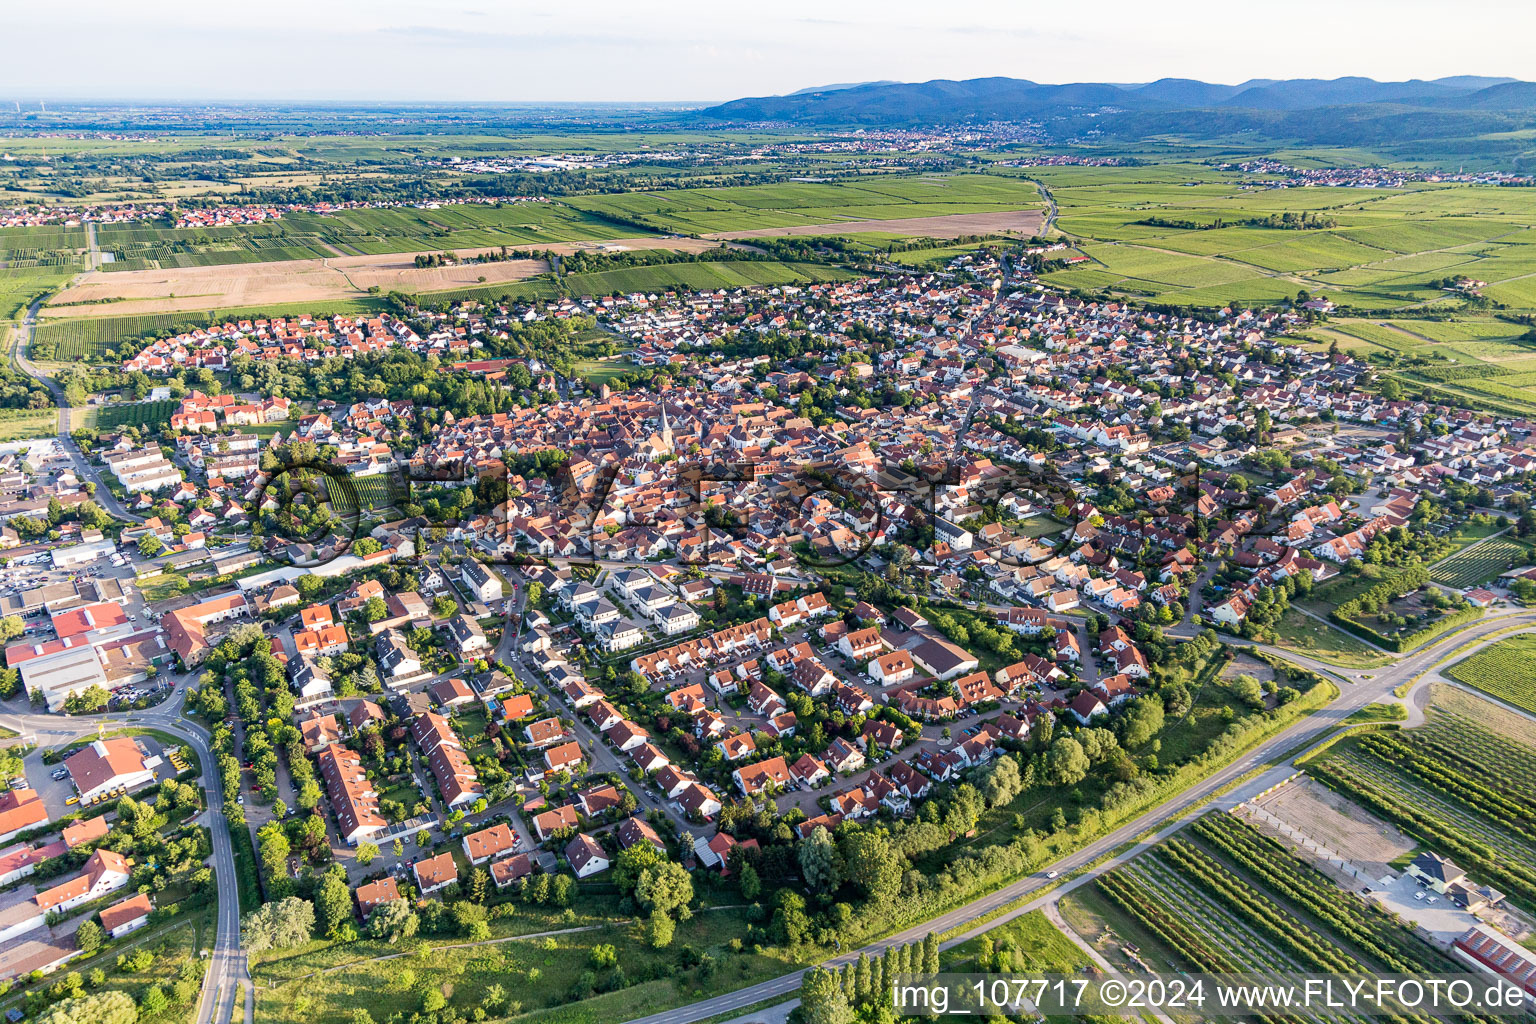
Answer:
15, 733, 182, 820
1367, 872, 1480, 944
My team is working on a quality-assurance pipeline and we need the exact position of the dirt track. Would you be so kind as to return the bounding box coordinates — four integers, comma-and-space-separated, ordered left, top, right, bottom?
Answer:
704, 208, 1048, 240
41, 237, 731, 319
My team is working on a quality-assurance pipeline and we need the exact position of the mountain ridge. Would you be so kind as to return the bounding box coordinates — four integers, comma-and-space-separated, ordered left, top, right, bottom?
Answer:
699, 74, 1536, 128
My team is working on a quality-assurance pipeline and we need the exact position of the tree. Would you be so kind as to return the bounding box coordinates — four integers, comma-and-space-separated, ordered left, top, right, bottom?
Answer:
738, 862, 761, 900
643, 909, 675, 948
469, 867, 490, 904
839, 830, 901, 903
0, 615, 22, 641
1046, 736, 1090, 786
634, 861, 693, 921
361, 596, 388, 623
242, 896, 315, 953
74, 919, 102, 955
1229, 673, 1266, 710
978, 756, 1024, 808
138, 533, 164, 557
367, 899, 419, 944
1119, 697, 1165, 749
296, 574, 324, 599
798, 826, 840, 896
355, 842, 379, 866
800, 966, 853, 1024
315, 867, 352, 937
35, 990, 137, 1024
612, 843, 666, 894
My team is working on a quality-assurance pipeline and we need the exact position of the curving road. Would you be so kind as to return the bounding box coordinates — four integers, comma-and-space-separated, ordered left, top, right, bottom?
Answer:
621, 609, 1536, 1024
10, 299, 143, 523
0, 685, 247, 1024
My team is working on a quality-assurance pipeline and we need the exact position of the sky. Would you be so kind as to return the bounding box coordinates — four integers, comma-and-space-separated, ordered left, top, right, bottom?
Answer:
5, 0, 1535, 104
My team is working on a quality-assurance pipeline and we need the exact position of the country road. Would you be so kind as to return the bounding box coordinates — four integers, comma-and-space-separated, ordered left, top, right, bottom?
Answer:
621, 609, 1536, 1024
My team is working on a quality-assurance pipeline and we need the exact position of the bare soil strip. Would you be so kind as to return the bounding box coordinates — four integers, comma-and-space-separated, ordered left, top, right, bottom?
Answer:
704, 208, 1048, 240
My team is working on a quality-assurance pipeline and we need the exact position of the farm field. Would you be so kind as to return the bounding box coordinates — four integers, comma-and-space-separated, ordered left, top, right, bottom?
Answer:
91, 201, 619, 269
1443, 632, 1536, 713
1302, 696, 1536, 905
1427, 534, 1533, 589
1033, 165, 1536, 314
568, 173, 1047, 237
0, 265, 76, 320
324, 472, 402, 512
558, 260, 856, 296
1063, 811, 1473, 993
406, 258, 854, 307
94, 398, 179, 430
30, 298, 391, 363
45, 236, 746, 320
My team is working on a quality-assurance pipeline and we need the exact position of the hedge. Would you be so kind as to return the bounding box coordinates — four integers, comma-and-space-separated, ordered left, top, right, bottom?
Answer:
1329, 565, 1480, 652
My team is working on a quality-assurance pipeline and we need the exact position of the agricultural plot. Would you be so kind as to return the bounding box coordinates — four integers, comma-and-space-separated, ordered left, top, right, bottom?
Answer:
1035, 166, 1536, 312
1079, 812, 1471, 1001
95, 399, 179, 430
1427, 536, 1532, 589
1270, 608, 1390, 669
567, 173, 1044, 236
1444, 633, 1536, 714
0, 265, 75, 321
88, 203, 623, 272
592, 259, 849, 292
324, 472, 403, 512
1304, 719, 1536, 905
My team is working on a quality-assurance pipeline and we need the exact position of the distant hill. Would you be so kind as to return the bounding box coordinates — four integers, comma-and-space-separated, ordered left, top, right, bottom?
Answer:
785, 81, 899, 96
696, 74, 1536, 151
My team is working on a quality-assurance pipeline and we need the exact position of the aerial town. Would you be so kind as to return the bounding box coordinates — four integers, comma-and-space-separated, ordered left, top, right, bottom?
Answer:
0, 20, 1534, 1024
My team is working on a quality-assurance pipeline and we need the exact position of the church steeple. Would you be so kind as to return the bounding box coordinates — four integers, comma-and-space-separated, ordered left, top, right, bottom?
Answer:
660, 402, 674, 454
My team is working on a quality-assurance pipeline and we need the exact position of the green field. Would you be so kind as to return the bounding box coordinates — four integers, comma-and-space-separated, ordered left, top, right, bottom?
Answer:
251, 902, 794, 1024
324, 472, 402, 512
1271, 608, 1391, 668
0, 407, 58, 440
7, 173, 1045, 286
1033, 165, 1536, 314
90, 202, 622, 269
566, 174, 1044, 235
0, 265, 75, 321
572, 359, 641, 386
1444, 633, 1536, 714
